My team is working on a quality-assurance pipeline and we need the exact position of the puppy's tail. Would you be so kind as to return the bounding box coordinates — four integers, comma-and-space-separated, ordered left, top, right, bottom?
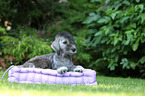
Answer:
1, 65, 15, 80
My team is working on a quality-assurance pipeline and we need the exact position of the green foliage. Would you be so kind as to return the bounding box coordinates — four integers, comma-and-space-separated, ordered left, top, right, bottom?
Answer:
0, 26, 7, 55
45, 0, 97, 36
0, 26, 52, 65
0, 0, 53, 27
73, 30, 92, 66
83, 0, 145, 77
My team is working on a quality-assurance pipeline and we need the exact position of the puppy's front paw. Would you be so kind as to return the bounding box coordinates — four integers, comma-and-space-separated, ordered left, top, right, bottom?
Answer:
73, 66, 84, 73
57, 67, 68, 74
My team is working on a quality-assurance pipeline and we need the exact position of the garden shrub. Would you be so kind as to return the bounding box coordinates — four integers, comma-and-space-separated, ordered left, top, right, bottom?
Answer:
0, 26, 52, 67
83, 0, 145, 77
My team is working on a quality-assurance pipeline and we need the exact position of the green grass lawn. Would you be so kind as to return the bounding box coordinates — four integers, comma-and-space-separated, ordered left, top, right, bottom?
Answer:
0, 71, 144, 96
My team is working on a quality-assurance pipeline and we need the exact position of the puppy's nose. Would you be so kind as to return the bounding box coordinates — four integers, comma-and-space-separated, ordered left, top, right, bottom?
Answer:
72, 48, 76, 52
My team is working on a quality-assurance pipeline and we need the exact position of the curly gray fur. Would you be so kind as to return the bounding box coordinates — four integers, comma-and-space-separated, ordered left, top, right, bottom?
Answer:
22, 32, 84, 74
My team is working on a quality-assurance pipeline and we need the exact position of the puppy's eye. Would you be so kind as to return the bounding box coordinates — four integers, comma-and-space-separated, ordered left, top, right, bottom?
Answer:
63, 41, 67, 44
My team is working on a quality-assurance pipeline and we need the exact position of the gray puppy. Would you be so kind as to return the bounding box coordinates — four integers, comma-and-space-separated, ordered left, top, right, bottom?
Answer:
1, 32, 84, 80
22, 32, 84, 74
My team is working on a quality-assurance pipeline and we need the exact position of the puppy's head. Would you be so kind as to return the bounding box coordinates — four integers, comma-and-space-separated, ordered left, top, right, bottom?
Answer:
51, 32, 77, 56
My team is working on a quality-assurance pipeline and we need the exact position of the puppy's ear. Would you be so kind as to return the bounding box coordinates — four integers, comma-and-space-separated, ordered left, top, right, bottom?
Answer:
51, 39, 60, 55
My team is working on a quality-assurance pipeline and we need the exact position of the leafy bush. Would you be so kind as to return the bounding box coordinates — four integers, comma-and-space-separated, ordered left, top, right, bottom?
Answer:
0, 26, 52, 67
83, 0, 145, 77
